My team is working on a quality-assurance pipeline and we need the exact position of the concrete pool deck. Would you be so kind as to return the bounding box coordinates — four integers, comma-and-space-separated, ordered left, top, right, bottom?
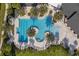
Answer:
14, 4, 79, 50
55, 18, 79, 49
14, 16, 19, 48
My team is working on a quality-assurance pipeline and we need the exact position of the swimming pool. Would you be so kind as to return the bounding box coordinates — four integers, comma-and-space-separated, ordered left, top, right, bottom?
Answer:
17, 16, 59, 42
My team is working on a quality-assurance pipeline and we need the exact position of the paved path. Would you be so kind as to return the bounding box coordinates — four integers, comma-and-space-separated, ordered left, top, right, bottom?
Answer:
55, 19, 79, 48
0, 3, 8, 50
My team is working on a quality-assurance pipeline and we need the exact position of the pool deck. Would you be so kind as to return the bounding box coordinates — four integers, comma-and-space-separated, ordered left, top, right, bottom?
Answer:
14, 4, 79, 50
14, 16, 19, 48
55, 18, 79, 49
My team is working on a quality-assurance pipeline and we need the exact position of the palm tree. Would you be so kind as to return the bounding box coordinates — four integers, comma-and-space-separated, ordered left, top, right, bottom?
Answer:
30, 7, 38, 17
9, 3, 25, 16
39, 4, 48, 17
46, 32, 54, 43
30, 7, 38, 25
27, 28, 36, 38
53, 11, 63, 22
49, 10, 53, 15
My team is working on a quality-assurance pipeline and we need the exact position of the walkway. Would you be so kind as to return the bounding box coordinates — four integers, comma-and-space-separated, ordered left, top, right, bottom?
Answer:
0, 3, 8, 50
55, 18, 79, 49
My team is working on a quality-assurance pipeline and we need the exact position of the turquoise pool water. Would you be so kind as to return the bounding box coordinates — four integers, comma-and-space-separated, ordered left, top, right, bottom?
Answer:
17, 16, 59, 42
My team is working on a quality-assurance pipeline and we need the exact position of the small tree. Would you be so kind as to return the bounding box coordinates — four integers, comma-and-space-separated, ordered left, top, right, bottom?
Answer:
30, 7, 38, 25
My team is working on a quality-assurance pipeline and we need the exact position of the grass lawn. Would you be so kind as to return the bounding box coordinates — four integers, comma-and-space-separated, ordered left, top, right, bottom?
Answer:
16, 45, 69, 56
0, 4, 5, 56
1, 42, 11, 56
1, 42, 70, 56
0, 4, 5, 41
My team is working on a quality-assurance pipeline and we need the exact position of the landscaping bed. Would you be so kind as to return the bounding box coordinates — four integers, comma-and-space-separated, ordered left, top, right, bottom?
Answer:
16, 45, 69, 56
